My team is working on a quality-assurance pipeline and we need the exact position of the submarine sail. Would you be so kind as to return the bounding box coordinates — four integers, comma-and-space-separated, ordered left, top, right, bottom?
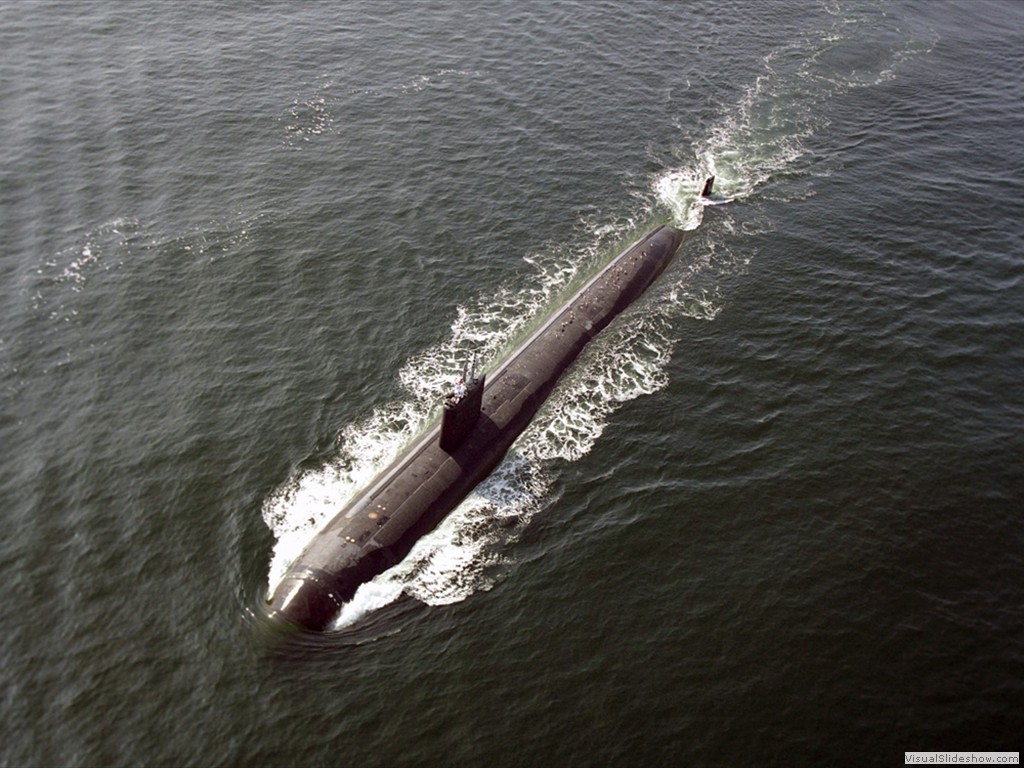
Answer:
268, 224, 687, 631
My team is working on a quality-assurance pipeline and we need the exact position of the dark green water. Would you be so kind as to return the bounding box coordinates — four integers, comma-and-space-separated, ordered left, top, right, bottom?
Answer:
2, 1, 1021, 765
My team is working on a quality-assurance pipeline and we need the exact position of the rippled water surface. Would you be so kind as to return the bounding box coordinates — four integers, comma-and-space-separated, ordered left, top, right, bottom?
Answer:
1, 1, 1022, 765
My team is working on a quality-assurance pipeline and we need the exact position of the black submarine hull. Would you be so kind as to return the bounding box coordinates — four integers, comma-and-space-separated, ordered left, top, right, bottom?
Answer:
268, 225, 686, 630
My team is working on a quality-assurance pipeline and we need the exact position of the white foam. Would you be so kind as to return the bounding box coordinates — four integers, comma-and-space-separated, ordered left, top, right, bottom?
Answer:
30, 218, 141, 327
58, 218, 137, 290
327, 449, 552, 629
263, 403, 427, 592
655, 9, 934, 223
265, 8, 938, 626
282, 69, 487, 147
654, 168, 712, 232
262, 216, 718, 622
262, 245, 575, 594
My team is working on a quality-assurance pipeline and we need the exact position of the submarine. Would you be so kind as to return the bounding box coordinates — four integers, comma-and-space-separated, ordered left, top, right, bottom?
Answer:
268, 216, 696, 631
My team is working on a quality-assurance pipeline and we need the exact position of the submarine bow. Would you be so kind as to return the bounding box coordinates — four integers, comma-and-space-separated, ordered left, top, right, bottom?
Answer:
268, 224, 687, 631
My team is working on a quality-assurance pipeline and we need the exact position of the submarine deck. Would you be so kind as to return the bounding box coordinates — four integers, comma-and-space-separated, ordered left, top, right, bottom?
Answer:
301, 226, 682, 567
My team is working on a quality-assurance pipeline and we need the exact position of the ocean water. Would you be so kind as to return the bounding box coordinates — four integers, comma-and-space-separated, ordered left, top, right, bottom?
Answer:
1, 1, 1021, 765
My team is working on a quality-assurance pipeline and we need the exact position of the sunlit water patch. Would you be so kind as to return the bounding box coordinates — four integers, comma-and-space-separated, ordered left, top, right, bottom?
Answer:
282, 68, 488, 148
31, 218, 140, 313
